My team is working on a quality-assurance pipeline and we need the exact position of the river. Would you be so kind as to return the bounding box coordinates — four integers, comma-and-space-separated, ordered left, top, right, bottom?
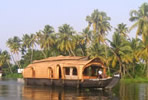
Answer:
0, 79, 148, 100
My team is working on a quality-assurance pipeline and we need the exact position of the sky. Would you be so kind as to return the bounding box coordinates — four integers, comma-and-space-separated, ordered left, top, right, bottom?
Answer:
0, 0, 147, 51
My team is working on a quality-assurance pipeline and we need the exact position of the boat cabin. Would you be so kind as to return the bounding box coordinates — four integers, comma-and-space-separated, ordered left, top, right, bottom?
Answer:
23, 56, 107, 80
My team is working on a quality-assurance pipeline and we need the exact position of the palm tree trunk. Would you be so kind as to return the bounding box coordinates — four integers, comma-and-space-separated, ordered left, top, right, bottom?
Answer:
79, 44, 85, 56
10, 53, 17, 65
68, 50, 71, 56
104, 41, 123, 77
104, 45, 110, 75
132, 63, 135, 78
119, 59, 123, 77
31, 48, 34, 63
125, 65, 133, 78
6, 60, 13, 74
146, 60, 148, 78
16, 53, 21, 68
11, 53, 21, 69
123, 64, 126, 77
42, 50, 47, 58
117, 57, 123, 77
70, 49, 75, 56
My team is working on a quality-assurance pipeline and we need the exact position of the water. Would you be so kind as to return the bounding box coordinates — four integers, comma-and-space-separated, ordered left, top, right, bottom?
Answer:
0, 79, 148, 100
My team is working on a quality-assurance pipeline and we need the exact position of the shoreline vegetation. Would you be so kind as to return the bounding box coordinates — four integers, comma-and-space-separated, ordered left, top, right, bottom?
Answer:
3, 73, 23, 79
2, 73, 148, 83
121, 77, 148, 83
0, 3, 148, 81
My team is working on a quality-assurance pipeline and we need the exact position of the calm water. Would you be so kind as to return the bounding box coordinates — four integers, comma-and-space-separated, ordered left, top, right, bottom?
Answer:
0, 79, 148, 100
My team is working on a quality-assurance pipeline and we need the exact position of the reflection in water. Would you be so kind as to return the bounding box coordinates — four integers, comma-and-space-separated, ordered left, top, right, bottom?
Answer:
1, 79, 148, 100
22, 86, 118, 100
0, 79, 23, 100
116, 82, 148, 100
139, 84, 148, 100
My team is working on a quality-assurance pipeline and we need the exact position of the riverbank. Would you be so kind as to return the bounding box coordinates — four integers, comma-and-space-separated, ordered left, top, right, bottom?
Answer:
3, 73, 23, 78
2, 73, 148, 83
121, 77, 148, 83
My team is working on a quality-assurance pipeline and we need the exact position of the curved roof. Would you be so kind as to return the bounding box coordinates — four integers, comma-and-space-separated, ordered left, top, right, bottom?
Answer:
27, 56, 105, 68
33, 55, 88, 63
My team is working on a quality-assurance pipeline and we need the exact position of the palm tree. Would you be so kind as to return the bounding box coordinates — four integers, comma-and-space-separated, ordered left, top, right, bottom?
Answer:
129, 2, 148, 77
115, 23, 129, 39
138, 35, 148, 77
129, 3, 148, 41
0, 50, 4, 67
0, 50, 13, 73
56, 24, 76, 56
6, 36, 21, 68
129, 38, 142, 77
86, 9, 111, 43
108, 32, 132, 77
82, 28, 92, 48
73, 34, 86, 56
22, 33, 36, 63
86, 10, 112, 69
36, 25, 55, 57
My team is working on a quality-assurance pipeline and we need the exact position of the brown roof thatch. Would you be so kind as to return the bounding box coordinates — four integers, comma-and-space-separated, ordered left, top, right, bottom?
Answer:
33, 55, 89, 64
29, 55, 105, 68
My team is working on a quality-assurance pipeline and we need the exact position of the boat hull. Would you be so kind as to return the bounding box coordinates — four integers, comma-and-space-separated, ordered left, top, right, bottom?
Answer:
24, 77, 118, 89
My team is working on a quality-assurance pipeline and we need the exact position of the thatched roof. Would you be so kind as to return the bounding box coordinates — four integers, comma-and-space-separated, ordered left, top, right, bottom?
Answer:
33, 55, 88, 63
27, 55, 105, 68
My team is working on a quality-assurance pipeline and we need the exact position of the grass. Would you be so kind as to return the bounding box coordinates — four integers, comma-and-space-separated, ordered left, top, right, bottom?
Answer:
121, 77, 148, 83
3, 73, 23, 78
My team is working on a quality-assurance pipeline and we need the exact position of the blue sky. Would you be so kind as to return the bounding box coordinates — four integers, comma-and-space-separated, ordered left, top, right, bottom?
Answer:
0, 0, 147, 51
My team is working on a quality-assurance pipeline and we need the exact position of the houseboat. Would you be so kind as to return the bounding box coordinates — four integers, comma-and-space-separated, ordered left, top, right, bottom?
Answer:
23, 56, 120, 89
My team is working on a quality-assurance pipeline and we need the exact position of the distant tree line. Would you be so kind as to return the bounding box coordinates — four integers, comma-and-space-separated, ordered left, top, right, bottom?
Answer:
0, 3, 148, 78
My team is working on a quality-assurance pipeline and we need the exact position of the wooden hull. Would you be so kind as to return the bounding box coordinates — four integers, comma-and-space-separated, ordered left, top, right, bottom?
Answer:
24, 77, 119, 89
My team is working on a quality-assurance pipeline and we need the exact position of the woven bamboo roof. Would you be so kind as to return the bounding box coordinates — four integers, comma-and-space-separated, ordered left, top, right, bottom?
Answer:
27, 55, 105, 68
33, 55, 88, 63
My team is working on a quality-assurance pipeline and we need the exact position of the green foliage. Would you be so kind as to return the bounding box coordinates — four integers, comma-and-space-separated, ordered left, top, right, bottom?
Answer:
121, 77, 148, 83
4, 73, 23, 78
20, 50, 44, 68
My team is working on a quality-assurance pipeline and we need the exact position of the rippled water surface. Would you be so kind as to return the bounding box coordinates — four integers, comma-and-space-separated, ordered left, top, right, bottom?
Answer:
0, 79, 148, 100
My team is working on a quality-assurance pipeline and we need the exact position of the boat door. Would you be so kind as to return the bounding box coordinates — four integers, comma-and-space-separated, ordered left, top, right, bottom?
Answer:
31, 67, 35, 78
48, 67, 53, 78
57, 65, 62, 79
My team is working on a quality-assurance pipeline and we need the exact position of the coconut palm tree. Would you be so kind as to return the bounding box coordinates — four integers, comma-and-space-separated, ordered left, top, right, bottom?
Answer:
73, 34, 86, 56
6, 36, 21, 68
129, 38, 142, 77
129, 2, 148, 77
22, 34, 31, 50
0, 50, 13, 73
129, 3, 148, 41
86, 9, 111, 43
56, 24, 76, 56
138, 35, 148, 77
22, 33, 36, 63
86, 10, 112, 69
82, 28, 92, 48
108, 32, 132, 77
36, 25, 55, 57
115, 23, 129, 39
0, 50, 4, 67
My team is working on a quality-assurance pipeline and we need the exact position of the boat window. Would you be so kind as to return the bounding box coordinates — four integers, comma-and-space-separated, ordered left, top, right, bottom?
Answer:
65, 68, 70, 75
83, 65, 102, 77
72, 67, 77, 75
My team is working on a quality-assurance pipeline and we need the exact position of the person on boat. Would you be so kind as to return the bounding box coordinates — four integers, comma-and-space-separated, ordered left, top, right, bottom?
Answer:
98, 69, 103, 79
